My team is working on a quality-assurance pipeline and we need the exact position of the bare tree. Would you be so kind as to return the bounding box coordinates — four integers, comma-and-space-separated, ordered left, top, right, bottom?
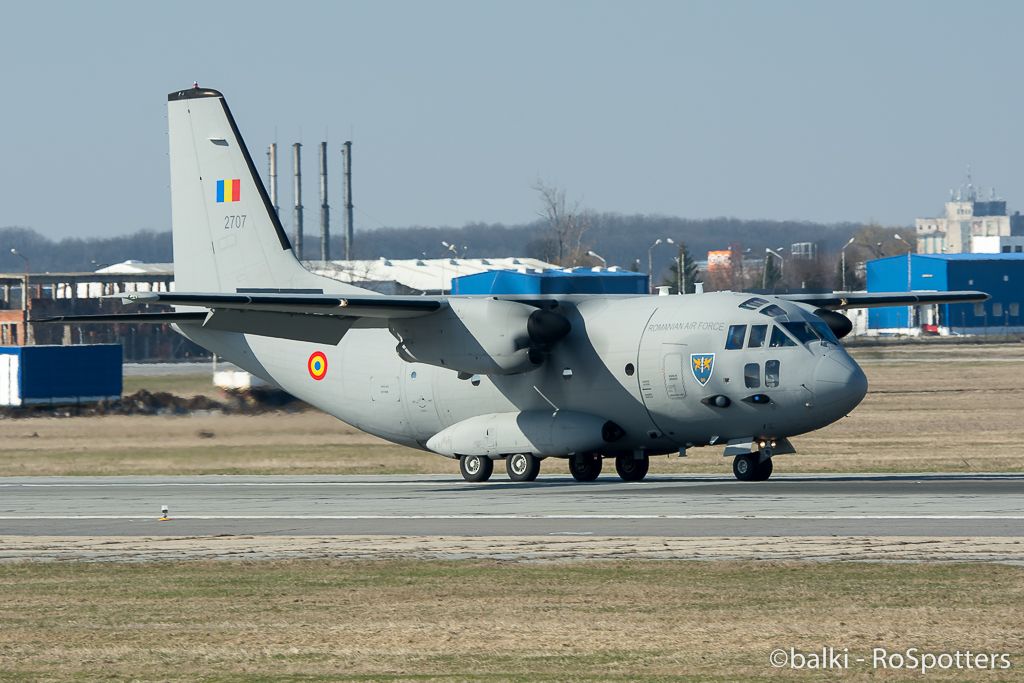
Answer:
533, 180, 592, 266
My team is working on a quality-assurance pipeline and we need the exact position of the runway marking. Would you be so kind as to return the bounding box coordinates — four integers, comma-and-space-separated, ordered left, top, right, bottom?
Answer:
1, 514, 1023, 521
0, 482, 464, 488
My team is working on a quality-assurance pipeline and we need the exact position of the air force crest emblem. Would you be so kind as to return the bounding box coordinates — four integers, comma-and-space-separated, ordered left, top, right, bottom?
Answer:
690, 353, 715, 386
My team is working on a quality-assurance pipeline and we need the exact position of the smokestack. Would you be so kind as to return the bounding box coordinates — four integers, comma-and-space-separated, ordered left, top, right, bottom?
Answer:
267, 143, 279, 217
292, 142, 303, 259
319, 141, 330, 261
342, 140, 354, 260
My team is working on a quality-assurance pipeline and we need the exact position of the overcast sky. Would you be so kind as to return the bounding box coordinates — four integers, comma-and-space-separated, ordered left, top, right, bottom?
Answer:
4, 0, 1024, 238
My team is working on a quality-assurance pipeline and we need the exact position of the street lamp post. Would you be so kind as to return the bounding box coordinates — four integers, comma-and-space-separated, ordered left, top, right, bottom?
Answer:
763, 247, 785, 290
586, 250, 607, 266
894, 233, 914, 330
9, 248, 30, 345
676, 245, 684, 295
647, 237, 674, 294
840, 236, 856, 292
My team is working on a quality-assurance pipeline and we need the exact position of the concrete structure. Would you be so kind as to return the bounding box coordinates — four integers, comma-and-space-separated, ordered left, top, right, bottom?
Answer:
866, 253, 1024, 334
971, 235, 1024, 254
915, 180, 1024, 254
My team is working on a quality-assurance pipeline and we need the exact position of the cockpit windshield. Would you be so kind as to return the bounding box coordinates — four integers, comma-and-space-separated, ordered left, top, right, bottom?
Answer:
782, 321, 839, 346
782, 322, 818, 345
810, 321, 839, 344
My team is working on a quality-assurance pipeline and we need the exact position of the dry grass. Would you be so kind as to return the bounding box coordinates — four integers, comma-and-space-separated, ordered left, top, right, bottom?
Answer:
2, 344, 1023, 476
0, 559, 1021, 681
122, 372, 223, 398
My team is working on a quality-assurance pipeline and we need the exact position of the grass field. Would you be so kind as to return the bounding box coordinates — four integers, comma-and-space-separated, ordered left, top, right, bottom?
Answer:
0, 559, 1021, 681
1, 344, 1023, 477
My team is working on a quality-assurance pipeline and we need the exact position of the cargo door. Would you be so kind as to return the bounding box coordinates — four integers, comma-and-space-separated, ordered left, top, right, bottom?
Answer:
401, 368, 441, 442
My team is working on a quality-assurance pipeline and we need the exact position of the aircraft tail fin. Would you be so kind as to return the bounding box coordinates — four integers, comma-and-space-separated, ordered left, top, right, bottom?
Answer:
166, 86, 364, 294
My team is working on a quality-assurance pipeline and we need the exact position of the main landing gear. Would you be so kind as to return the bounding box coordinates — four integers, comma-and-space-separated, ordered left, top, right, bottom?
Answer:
459, 454, 493, 482
568, 453, 602, 482
566, 453, 650, 482
506, 452, 541, 482
732, 453, 773, 481
615, 453, 649, 482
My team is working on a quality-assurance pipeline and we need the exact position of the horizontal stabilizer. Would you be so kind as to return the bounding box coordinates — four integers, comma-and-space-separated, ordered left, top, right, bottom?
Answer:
779, 290, 989, 310
117, 292, 444, 318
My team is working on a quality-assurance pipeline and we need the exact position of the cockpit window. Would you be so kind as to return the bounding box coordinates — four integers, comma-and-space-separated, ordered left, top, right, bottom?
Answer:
769, 325, 797, 347
725, 324, 747, 350
739, 297, 769, 310
760, 304, 788, 318
782, 322, 818, 345
810, 321, 839, 344
747, 324, 768, 348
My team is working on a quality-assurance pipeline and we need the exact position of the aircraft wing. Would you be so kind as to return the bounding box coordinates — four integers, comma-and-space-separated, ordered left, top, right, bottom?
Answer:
115, 291, 445, 317
32, 311, 208, 324
778, 290, 989, 310
36, 292, 446, 346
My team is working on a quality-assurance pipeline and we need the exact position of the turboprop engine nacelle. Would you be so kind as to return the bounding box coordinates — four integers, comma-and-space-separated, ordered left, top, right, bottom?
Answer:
389, 299, 570, 376
426, 410, 625, 458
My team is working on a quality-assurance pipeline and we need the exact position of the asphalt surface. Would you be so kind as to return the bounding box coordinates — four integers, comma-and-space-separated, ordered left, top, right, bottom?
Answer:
1, 472, 1022, 537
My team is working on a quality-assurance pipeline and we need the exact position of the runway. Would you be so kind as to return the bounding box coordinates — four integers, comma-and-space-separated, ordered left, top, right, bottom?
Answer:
2, 472, 1022, 537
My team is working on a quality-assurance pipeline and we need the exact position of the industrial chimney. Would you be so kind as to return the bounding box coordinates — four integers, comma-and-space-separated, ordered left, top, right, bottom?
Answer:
292, 142, 303, 259
267, 143, 279, 217
342, 140, 354, 260
319, 141, 330, 261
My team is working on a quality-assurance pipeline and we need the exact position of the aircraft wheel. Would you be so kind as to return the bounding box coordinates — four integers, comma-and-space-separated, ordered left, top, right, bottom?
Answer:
615, 454, 649, 482
506, 453, 541, 482
569, 454, 602, 482
459, 455, 493, 482
753, 456, 774, 481
732, 454, 759, 481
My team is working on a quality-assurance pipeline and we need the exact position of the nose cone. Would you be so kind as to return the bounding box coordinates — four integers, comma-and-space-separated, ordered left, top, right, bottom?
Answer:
813, 353, 868, 418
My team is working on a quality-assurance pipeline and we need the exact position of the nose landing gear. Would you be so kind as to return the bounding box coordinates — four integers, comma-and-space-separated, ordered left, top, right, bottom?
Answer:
732, 453, 773, 481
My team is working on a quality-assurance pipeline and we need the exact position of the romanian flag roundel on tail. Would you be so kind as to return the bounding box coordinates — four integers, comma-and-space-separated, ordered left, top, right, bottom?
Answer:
216, 179, 241, 203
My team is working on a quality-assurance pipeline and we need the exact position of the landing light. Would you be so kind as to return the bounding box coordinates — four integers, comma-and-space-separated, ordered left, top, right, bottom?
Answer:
701, 395, 731, 408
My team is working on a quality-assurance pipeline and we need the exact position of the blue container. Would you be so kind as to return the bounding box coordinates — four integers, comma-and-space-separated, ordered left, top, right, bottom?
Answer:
452, 269, 648, 295
0, 344, 122, 406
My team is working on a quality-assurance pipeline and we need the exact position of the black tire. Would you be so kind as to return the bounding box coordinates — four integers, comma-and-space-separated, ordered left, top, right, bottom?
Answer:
732, 454, 758, 481
506, 453, 541, 482
615, 454, 649, 482
569, 454, 602, 482
753, 456, 774, 481
459, 455, 493, 482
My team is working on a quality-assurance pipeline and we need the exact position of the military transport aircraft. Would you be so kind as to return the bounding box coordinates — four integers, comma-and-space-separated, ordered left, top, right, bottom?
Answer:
42, 86, 988, 483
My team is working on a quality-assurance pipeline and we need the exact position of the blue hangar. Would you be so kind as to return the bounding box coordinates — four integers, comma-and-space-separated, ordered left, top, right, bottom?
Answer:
867, 253, 1024, 333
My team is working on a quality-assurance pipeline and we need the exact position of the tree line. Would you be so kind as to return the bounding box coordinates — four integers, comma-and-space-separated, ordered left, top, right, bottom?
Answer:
0, 211, 911, 293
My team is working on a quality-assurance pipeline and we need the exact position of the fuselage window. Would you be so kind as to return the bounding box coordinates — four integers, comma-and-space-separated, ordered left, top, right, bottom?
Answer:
769, 325, 797, 348
744, 362, 760, 388
760, 304, 788, 318
739, 297, 769, 310
725, 324, 747, 349
765, 359, 780, 387
782, 321, 818, 345
748, 324, 768, 348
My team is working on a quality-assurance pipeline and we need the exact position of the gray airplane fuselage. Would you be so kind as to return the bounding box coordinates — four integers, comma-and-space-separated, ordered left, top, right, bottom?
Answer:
178, 290, 867, 457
